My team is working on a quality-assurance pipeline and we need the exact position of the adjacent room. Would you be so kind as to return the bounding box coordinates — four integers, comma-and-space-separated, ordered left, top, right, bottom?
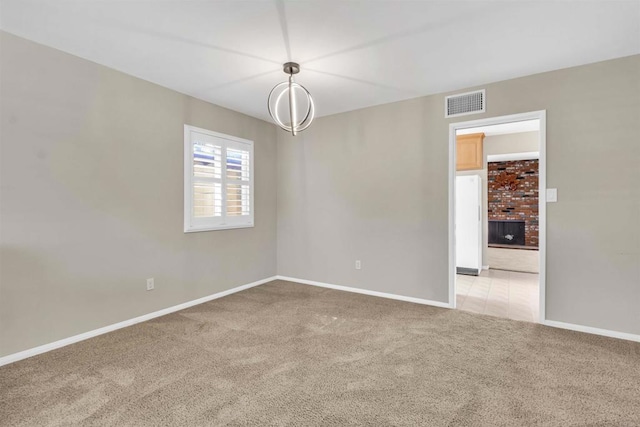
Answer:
1, 1, 639, 425
454, 120, 541, 322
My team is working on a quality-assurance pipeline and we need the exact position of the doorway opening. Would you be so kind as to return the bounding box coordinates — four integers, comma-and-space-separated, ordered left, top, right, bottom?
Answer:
448, 111, 546, 323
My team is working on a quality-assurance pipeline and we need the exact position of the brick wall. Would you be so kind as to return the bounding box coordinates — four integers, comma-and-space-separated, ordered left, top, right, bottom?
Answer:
488, 159, 539, 248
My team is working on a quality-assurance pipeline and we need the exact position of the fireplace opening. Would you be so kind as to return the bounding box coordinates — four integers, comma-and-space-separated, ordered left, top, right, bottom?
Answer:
489, 220, 526, 247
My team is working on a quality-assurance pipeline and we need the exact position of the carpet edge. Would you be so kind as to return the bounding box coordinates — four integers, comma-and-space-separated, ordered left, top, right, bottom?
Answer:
0, 275, 278, 367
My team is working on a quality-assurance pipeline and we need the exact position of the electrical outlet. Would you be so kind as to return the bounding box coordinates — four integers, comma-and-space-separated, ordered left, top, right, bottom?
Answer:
146, 278, 154, 291
355, 260, 361, 270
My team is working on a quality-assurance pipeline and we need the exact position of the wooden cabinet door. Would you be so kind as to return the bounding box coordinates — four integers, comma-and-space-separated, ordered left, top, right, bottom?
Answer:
456, 133, 484, 171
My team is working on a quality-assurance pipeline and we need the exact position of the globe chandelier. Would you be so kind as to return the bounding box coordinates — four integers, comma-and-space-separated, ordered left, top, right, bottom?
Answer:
267, 62, 315, 136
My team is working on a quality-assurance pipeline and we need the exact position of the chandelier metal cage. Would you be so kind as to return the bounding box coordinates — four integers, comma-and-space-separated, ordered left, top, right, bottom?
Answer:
267, 62, 315, 136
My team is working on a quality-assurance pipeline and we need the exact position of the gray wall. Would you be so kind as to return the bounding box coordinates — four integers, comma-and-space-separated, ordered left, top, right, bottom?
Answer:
278, 97, 449, 302
278, 55, 640, 335
458, 131, 540, 266
0, 32, 278, 357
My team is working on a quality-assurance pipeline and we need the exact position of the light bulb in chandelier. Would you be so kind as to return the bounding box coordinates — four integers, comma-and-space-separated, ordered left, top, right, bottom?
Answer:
268, 62, 315, 136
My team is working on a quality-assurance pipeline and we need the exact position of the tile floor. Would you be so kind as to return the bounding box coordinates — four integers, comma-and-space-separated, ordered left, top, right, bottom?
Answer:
456, 269, 539, 323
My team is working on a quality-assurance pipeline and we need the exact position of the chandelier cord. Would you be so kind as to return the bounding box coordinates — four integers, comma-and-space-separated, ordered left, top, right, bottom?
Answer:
288, 73, 296, 136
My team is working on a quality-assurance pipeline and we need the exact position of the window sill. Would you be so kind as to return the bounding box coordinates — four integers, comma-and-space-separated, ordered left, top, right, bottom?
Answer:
184, 223, 254, 233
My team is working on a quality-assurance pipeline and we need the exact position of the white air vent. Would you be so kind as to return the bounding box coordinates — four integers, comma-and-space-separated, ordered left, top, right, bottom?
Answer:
445, 89, 485, 118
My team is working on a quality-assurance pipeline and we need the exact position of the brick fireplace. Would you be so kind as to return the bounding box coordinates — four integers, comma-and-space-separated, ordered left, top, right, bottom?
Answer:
488, 159, 539, 248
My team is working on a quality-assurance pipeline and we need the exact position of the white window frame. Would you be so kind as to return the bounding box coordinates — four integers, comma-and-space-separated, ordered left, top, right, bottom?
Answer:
184, 125, 254, 232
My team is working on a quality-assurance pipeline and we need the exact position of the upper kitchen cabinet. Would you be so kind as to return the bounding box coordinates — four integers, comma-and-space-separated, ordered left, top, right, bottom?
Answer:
456, 133, 484, 171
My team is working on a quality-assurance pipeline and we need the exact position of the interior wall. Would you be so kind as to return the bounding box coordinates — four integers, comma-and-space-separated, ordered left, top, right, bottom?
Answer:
0, 32, 278, 357
278, 55, 640, 335
458, 131, 539, 266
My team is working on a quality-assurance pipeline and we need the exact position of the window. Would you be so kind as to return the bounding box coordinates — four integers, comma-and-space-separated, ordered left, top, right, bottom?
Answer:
184, 125, 254, 232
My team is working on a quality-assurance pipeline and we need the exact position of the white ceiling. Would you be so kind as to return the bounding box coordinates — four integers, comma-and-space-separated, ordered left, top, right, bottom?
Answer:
1, 1, 639, 122
458, 119, 540, 136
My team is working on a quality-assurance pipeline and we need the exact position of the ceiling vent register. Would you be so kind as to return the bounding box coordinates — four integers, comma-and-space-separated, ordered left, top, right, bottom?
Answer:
445, 89, 485, 118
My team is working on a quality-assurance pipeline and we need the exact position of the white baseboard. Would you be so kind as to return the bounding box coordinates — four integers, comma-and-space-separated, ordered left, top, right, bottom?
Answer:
277, 276, 640, 343
0, 276, 278, 367
542, 320, 640, 343
4, 275, 637, 367
482, 265, 490, 271
276, 275, 451, 309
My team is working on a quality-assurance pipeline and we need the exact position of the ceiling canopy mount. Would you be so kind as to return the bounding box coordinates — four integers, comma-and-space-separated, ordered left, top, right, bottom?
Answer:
282, 62, 300, 75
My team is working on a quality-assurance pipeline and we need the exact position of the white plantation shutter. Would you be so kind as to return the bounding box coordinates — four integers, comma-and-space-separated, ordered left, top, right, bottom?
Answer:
225, 145, 251, 217
184, 126, 254, 232
193, 182, 222, 218
192, 138, 222, 218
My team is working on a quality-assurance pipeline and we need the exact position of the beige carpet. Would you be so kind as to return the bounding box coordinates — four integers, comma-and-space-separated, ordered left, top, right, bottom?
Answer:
1, 280, 639, 426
